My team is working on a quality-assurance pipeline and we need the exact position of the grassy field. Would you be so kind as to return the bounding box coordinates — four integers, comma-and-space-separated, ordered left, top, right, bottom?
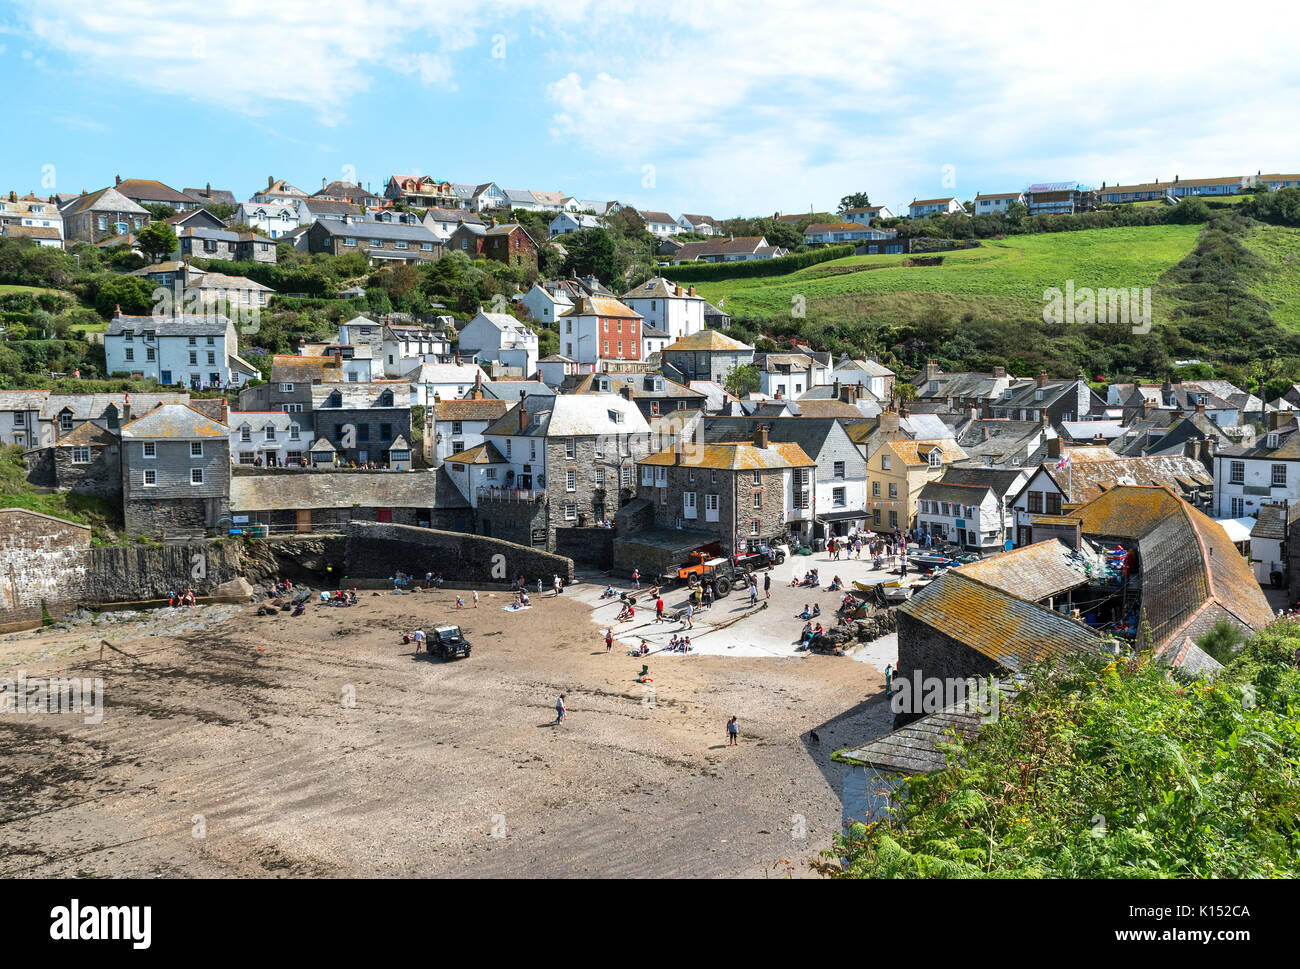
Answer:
694, 224, 1204, 323
1243, 223, 1300, 330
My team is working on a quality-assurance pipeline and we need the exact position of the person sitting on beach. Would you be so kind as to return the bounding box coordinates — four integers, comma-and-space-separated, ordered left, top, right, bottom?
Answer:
669, 634, 680, 649
789, 573, 802, 587
519, 592, 531, 607
812, 603, 821, 618
638, 640, 650, 656
800, 621, 814, 646
681, 636, 692, 651
616, 603, 636, 622
600, 585, 617, 599
799, 603, 812, 620
813, 623, 824, 638
827, 576, 843, 592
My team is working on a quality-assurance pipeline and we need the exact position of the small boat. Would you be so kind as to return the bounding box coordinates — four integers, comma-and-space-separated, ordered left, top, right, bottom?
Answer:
881, 585, 913, 603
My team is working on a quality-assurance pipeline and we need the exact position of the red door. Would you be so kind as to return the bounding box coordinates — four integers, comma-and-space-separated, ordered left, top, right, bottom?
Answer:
377, 509, 392, 523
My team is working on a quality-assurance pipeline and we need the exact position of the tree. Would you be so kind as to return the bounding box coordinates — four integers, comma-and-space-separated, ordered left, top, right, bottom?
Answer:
93, 274, 155, 319
837, 192, 871, 214
723, 363, 761, 397
560, 229, 621, 284
137, 221, 178, 264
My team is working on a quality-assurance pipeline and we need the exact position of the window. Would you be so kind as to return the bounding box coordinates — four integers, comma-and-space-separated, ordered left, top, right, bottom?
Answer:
282, 403, 303, 413
278, 382, 295, 393
595, 468, 605, 487
889, 511, 898, 527
1045, 492, 1062, 515
1273, 464, 1287, 487
143, 442, 156, 459
143, 469, 156, 487
750, 520, 760, 536
887, 482, 898, 499
928, 450, 942, 468
566, 468, 577, 491
191, 468, 204, 485
71, 447, 91, 464
833, 461, 845, 479
190, 442, 203, 458
752, 471, 761, 485
207, 352, 216, 365
485, 468, 497, 480
1230, 461, 1245, 484
1027, 491, 1043, 513
872, 480, 880, 497
124, 348, 134, 362
60, 413, 73, 432
240, 428, 252, 442
189, 336, 197, 346
344, 237, 357, 247
563, 503, 577, 521
881, 454, 891, 471
265, 427, 276, 442
684, 491, 696, 518
752, 491, 763, 509
189, 351, 198, 366
1230, 496, 1245, 517
833, 487, 846, 507
505, 440, 512, 458
451, 421, 463, 436
565, 438, 576, 459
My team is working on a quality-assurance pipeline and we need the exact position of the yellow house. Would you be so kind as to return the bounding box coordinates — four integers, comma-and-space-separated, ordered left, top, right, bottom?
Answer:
866, 438, 967, 530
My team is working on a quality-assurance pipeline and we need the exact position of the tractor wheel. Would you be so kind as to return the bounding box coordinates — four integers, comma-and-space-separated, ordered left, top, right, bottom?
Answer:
688, 574, 699, 589
714, 575, 732, 598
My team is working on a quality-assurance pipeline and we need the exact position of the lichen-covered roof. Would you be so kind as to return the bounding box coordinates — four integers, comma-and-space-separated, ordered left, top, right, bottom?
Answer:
954, 539, 1095, 604
119, 403, 228, 439
445, 441, 508, 465
639, 441, 815, 471
900, 570, 1103, 671
230, 468, 467, 511
433, 398, 509, 422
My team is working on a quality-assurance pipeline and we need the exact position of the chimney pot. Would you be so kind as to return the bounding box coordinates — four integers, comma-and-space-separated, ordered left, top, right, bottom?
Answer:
754, 423, 769, 449
1037, 369, 1048, 389
115, 175, 121, 186
1048, 436, 1063, 459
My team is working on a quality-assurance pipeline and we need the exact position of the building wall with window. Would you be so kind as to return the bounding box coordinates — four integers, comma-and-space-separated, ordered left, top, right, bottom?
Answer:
1213, 450, 1300, 519
120, 436, 230, 536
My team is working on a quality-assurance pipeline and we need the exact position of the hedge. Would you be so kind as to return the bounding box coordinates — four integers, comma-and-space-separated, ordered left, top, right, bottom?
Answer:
660, 244, 855, 282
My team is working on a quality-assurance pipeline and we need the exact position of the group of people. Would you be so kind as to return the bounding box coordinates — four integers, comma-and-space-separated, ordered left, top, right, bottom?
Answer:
324, 589, 358, 606
512, 588, 533, 608
826, 536, 865, 561
798, 602, 823, 620
666, 634, 693, 653
799, 620, 825, 648
454, 590, 481, 609
790, 568, 821, 588
167, 589, 197, 607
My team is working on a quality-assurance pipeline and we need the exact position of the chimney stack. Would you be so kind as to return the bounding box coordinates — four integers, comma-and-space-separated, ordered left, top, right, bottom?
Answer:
688, 285, 695, 297
1037, 369, 1048, 389
754, 423, 769, 449
115, 175, 121, 186
879, 405, 900, 434
1048, 436, 1063, 460
472, 369, 483, 399
1195, 401, 1206, 414
518, 393, 528, 432
675, 284, 683, 297
268, 176, 274, 189
622, 384, 634, 402
992, 365, 1006, 379
924, 359, 940, 382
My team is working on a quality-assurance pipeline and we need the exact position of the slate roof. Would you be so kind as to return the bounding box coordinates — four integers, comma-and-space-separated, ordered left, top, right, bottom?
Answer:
673, 236, 770, 260
883, 438, 968, 467
938, 466, 1026, 499
230, 468, 467, 512
40, 393, 189, 421
567, 372, 705, 400
113, 178, 199, 205
663, 330, 752, 353
1071, 485, 1273, 653
53, 419, 117, 447
954, 539, 1096, 604
483, 394, 650, 438
119, 403, 227, 439
640, 441, 815, 471
836, 694, 990, 774
1038, 454, 1212, 504
701, 416, 845, 459
271, 355, 343, 383
622, 277, 706, 300
918, 479, 995, 506
445, 441, 508, 465
313, 220, 439, 243
107, 313, 232, 338
900, 570, 1103, 671
61, 187, 149, 217
1250, 503, 1297, 541
433, 398, 509, 422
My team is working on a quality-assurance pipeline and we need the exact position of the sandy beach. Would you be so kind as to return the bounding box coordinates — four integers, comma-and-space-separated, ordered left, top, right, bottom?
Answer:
0, 559, 894, 878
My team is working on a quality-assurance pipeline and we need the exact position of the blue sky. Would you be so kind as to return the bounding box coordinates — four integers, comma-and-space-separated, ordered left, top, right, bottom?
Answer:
3, 0, 1299, 217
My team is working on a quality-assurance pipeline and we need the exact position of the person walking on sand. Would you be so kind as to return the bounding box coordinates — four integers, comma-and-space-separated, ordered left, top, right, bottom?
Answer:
727, 716, 740, 746
555, 694, 567, 724
685, 599, 695, 629
764, 572, 771, 599
632, 568, 641, 590
605, 629, 614, 654
655, 596, 665, 623
553, 574, 562, 596
455, 594, 464, 609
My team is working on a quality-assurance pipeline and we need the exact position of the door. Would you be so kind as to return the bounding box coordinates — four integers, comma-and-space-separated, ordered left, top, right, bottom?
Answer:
377, 509, 393, 523
160, 370, 172, 384
295, 509, 311, 533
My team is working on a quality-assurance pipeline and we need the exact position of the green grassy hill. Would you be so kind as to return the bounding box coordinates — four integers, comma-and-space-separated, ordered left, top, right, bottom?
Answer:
695, 225, 1203, 325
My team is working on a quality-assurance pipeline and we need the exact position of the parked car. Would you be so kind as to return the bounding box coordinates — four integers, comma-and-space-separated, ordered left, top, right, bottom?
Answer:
733, 543, 786, 571
428, 624, 471, 660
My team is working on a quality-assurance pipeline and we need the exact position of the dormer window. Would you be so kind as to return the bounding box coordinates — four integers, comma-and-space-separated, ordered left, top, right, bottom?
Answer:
1267, 432, 1279, 449
1003, 389, 1014, 400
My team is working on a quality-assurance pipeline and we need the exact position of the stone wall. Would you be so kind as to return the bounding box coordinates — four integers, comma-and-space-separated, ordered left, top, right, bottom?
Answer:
344, 521, 573, 586
554, 526, 615, 570
894, 611, 1004, 727
23, 447, 55, 488
54, 442, 122, 499
475, 495, 549, 548
124, 495, 230, 537
85, 539, 244, 602
0, 508, 92, 631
